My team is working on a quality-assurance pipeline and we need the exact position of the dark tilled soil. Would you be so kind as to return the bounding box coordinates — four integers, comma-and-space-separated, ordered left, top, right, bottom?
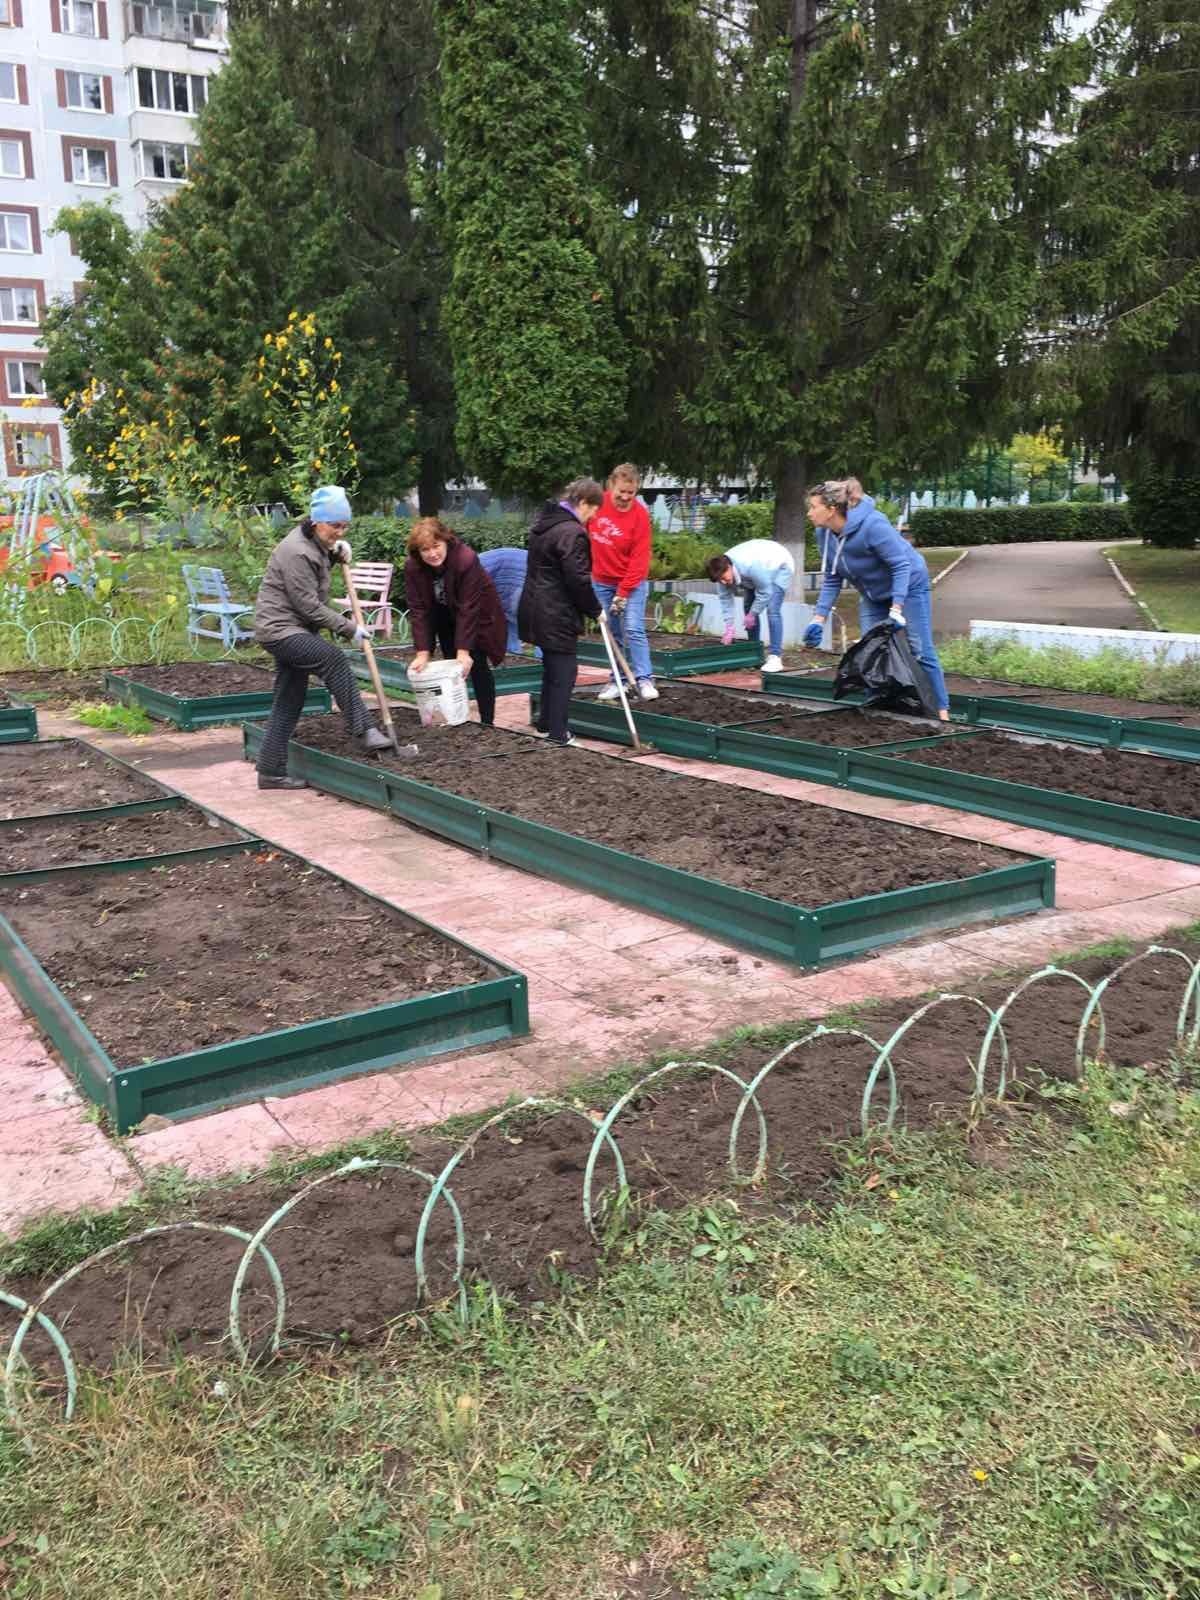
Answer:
0, 850, 491, 1066
0, 740, 167, 819
3, 939, 1191, 1373
636, 682, 952, 744
0, 667, 113, 709
885, 730, 1200, 820
0, 805, 247, 875
112, 662, 276, 696
295, 711, 1026, 902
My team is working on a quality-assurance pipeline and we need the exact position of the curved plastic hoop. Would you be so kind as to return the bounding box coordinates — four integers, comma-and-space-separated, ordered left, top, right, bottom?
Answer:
414, 1100, 627, 1302
975, 966, 1098, 1089
871, 994, 1006, 1103
1075, 946, 1199, 1069
69, 617, 119, 663
5, 1223, 283, 1433
25, 619, 74, 665
227, 1156, 466, 1361
582, 1060, 769, 1215
728, 1028, 895, 1163
0, 1288, 78, 1442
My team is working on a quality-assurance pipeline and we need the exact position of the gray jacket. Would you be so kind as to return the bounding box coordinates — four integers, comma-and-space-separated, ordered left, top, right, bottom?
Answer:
253, 524, 356, 645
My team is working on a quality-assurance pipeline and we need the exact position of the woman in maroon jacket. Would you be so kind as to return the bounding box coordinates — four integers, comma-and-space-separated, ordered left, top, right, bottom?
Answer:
405, 518, 508, 726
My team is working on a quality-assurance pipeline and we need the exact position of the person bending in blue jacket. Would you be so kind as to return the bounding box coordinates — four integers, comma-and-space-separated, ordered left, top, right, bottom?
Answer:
479, 547, 529, 656
803, 479, 950, 719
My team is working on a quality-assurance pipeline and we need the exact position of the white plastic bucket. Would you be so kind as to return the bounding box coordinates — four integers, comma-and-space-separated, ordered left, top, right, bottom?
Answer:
407, 659, 471, 727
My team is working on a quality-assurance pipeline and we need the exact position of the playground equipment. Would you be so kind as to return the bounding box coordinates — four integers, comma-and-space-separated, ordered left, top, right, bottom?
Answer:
0, 475, 107, 609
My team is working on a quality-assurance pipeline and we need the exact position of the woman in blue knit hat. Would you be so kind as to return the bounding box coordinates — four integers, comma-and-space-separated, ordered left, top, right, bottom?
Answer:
253, 484, 394, 789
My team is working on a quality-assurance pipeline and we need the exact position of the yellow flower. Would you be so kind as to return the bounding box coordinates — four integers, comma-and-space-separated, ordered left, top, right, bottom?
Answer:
105, 461, 116, 472
288, 309, 298, 322
972, 1470, 989, 1483
263, 332, 274, 346
323, 336, 332, 349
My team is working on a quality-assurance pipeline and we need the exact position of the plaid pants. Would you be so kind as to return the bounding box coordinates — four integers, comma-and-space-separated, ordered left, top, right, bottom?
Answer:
256, 631, 370, 775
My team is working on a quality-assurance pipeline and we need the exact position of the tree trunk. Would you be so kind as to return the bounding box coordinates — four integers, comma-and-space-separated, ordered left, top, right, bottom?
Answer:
773, 0, 819, 599
417, 451, 443, 516
772, 454, 810, 598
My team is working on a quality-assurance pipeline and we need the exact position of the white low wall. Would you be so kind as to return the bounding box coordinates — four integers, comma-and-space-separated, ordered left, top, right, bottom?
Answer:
970, 619, 1200, 664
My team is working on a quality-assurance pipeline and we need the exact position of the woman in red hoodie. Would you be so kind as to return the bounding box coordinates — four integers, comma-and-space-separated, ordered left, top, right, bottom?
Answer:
588, 462, 657, 701
405, 518, 508, 726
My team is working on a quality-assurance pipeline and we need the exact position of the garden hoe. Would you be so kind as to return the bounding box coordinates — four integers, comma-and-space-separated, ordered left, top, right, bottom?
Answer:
598, 610, 657, 758
342, 564, 402, 752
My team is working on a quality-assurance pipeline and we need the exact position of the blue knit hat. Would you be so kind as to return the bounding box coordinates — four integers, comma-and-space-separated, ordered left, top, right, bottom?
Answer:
310, 484, 352, 524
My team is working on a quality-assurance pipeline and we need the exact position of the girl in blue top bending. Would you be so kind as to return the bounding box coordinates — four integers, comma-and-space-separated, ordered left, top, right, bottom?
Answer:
804, 479, 950, 719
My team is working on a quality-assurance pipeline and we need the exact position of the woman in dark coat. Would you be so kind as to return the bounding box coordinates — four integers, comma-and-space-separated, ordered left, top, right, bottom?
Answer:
517, 478, 604, 747
405, 518, 508, 727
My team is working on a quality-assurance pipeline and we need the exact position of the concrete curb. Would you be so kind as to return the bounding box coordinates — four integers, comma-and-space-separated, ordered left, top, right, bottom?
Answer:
1106, 551, 1166, 632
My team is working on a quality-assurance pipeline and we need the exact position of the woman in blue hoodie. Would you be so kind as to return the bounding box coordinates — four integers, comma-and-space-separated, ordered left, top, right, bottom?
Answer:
804, 479, 949, 719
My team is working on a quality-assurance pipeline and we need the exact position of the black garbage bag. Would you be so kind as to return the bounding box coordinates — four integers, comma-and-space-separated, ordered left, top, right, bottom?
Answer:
832, 622, 940, 718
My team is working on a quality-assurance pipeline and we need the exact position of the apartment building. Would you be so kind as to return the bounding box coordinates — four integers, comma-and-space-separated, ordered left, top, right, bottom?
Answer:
0, 0, 226, 486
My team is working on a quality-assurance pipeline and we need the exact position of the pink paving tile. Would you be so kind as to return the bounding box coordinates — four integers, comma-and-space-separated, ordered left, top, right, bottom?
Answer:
131, 1102, 297, 1179
265, 1070, 434, 1147
0, 1110, 140, 1237
6, 1064, 81, 1121
551, 909, 682, 952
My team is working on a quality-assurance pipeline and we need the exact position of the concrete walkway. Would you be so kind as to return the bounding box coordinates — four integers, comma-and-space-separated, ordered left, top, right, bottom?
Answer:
5, 691, 1200, 1236
931, 541, 1142, 638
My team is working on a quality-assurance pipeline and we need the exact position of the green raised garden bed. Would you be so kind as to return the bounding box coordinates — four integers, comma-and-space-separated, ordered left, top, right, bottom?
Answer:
103, 667, 330, 730
242, 723, 1054, 969
567, 686, 1200, 866
766, 670, 1200, 763
576, 634, 764, 678
0, 806, 261, 886
346, 649, 546, 698
0, 853, 529, 1132
0, 704, 37, 743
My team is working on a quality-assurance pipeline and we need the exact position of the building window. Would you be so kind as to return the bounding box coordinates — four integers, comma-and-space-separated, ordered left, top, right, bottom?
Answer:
70, 144, 109, 184
0, 0, 11, 24
0, 64, 16, 101
0, 209, 31, 250
0, 135, 23, 176
0, 284, 37, 324
135, 140, 191, 182
130, 2, 216, 43
64, 69, 102, 111
60, 0, 97, 34
135, 67, 206, 115
6, 357, 44, 396
10, 426, 53, 468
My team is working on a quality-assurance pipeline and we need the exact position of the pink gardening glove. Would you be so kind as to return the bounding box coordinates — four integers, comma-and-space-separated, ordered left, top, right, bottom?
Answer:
721, 623, 735, 647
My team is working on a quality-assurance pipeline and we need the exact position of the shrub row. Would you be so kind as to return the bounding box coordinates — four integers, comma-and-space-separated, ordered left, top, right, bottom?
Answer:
909, 503, 1132, 546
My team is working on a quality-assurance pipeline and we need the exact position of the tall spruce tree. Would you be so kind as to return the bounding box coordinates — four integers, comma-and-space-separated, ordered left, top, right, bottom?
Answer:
232, 0, 456, 511
433, 0, 626, 496
685, 0, 1090, 564
1041, 0, 1200, 544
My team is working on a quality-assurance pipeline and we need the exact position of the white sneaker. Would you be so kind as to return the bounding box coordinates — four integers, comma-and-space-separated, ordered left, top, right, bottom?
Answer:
762, 655, 784, 673
597, 681, 621, 702
637, 679, 659, 701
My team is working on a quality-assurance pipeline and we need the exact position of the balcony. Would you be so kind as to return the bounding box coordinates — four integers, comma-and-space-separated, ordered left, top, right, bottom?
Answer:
125, 0, 227, 49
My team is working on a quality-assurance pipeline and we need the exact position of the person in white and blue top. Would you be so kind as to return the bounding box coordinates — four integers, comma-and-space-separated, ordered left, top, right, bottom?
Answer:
706, 538, 795, 673
804, 478, 950, 719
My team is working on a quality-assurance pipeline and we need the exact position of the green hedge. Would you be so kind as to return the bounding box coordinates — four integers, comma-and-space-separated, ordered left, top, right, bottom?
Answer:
908, 503, 1131, 547
1126, 473, 1200, 551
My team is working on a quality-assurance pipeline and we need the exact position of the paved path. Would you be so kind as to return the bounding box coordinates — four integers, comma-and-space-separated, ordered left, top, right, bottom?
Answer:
5, 690, 1200, 1236
931, 541, 1142, 638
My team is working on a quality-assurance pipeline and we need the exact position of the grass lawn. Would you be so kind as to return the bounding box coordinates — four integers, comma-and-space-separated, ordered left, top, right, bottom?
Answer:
1, 1061, 1197, 1599
1104, 546, 1200, 635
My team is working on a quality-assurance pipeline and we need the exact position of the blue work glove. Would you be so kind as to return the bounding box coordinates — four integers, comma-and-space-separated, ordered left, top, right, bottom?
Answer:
888, 606, 906, 630
802, 620, 825, 649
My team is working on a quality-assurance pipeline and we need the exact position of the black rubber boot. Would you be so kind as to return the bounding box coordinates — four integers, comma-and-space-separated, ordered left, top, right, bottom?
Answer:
258, 773, 307, 790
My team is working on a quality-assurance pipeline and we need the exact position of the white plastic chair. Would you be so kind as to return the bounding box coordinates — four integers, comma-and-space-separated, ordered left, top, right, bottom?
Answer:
333, 562, 394, 636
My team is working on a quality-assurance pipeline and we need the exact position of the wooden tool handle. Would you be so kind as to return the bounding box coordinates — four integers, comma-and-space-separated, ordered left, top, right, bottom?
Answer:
343, 566, 398, 746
